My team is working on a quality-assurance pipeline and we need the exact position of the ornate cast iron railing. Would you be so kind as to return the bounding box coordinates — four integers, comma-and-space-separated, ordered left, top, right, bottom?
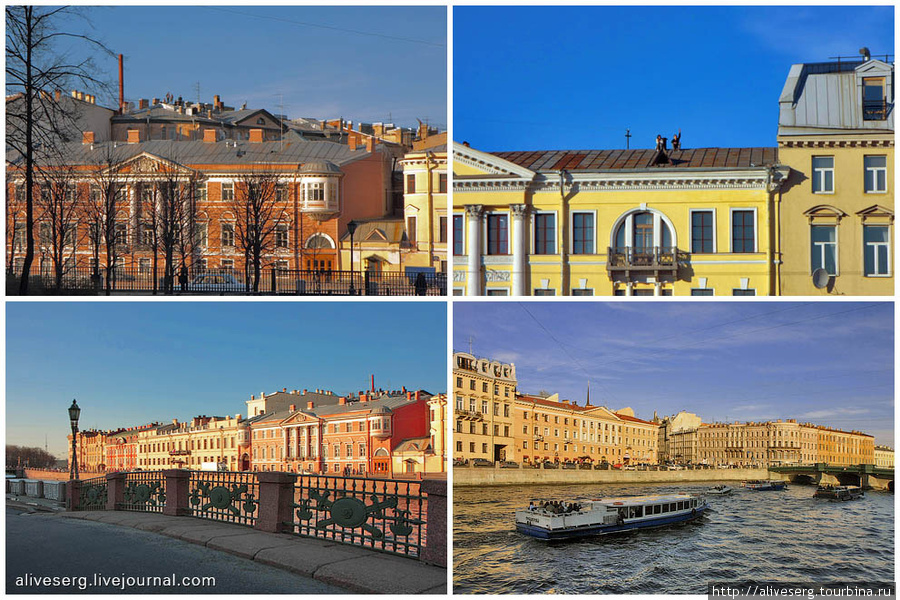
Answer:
290, 475, 426, 558
78, 475, 108, 511
607, 246, 689, 270
118, 471, 166, 512
188, 471, 259, 526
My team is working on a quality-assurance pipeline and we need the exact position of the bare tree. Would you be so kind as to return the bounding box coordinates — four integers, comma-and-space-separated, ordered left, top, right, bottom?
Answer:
5, 180, 26, 276
156, 173, 197, 294
35, 164, 80, 288
6, 6, 112, 294
84, 144, 127, 295
229, 168, 284, 292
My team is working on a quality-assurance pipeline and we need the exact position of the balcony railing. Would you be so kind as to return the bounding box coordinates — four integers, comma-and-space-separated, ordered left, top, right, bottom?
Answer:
607, 246, 689, 273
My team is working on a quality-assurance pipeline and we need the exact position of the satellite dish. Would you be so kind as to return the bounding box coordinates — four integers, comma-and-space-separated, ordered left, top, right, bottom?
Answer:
812, 268, 829, 289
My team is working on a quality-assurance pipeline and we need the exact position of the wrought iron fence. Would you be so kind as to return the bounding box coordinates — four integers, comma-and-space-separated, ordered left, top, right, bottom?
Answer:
7, 266, 447, 296
188, 471, 259, 526
78, 476, 108, 511
290, 475, 426, 559
118, 471, 167, 512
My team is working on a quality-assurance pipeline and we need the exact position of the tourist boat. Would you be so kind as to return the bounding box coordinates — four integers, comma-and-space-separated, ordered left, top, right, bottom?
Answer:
706, 485, 733, 495
743, 480, 787, 491
515, 493, 708, 540
813, 484, 864, 501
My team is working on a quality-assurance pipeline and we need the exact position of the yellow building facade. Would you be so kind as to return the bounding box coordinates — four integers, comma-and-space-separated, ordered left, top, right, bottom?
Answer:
777, 56, 894, 295
136, 415, 248, 471
452, 352, 517, 463
453, 142, 789, 296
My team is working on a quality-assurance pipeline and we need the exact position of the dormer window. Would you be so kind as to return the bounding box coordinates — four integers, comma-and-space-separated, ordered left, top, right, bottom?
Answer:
863, 77, 887, 120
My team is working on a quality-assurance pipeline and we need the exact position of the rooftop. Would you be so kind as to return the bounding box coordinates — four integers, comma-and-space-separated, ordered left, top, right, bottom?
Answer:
491, 147, 778, 172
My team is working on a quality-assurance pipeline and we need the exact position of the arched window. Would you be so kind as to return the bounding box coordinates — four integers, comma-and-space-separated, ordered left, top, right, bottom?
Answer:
612, 209, 675, 253
305, 233, 335, 249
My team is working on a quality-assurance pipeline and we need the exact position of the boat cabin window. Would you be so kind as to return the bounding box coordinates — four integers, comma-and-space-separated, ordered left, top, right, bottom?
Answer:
628, 506, 643, 518
653, 505, 661, 515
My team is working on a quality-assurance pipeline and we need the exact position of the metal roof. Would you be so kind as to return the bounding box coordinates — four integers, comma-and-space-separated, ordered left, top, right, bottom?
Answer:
8, 138, 373, 169
492, 147, 777, 171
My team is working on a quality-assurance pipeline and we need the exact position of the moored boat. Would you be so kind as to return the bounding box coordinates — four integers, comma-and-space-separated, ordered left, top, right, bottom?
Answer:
515, 493, 708, 540
706, 485, 733, 495
813, 484, 864, 501
744, 480, 787, 491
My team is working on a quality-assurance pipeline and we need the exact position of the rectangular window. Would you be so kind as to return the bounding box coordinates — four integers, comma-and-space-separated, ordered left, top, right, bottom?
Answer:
812, 157, 834, 193
196, 222, 208, 249
439, 216, 447, 244
275, 224, 288, 248
572, 212, 594, 254
114, 223, 128, 248
406, 174, 416, 194
534, 213, 556, 254
221, 223, 235, 247
222, 182, 234, 201
487, 214, 508, 255
438, 173, 447, 194
572, 288, 593, 296
453, 215, 464, 255
809, 225, 838, 276
691, 210, 713, 253
486, 289, 509, 296
731, 210, 755, 253
407, 216, 417, 244
275, 184, 288, 202
691, 288, 714, 296
864, 156, 887, 193
194, 182, 208, 202
533, 289, 555, 296
864, 225, 890, 276
732, 289, 756, 296
863, 77, 887, 120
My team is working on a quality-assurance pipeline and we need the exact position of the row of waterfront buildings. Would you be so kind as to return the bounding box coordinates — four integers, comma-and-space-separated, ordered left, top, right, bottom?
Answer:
69, 383, 447, 478
452, 53, 894, 296
453, 352, 890, 468
7, 85, 448, 281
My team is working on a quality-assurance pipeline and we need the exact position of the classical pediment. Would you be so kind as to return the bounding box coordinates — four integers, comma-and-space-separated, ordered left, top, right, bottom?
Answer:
803, 204, 848, 222
365, 229, 388, 242
452, 141, 535, 178
856, 204, 894, 221
280, 410, 318, 426
111, 152, 196, 177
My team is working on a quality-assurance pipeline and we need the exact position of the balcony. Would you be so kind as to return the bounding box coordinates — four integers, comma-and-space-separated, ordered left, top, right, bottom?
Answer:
169, 449, 191, 456
454, 409, 484, 421
606, 246, 689, 280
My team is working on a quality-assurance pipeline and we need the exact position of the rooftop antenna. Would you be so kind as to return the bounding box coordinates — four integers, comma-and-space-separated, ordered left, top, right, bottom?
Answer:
625, 129, 631, 149
586, 380, 591, 405
195, 81, 201, 106
467, 335, 475, 355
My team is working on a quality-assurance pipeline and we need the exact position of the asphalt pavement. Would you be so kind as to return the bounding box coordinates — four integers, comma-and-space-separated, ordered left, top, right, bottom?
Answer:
6, 506, 346, 594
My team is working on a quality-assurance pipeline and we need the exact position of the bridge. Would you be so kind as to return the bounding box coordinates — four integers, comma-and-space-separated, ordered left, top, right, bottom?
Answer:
769, 463, 893, 491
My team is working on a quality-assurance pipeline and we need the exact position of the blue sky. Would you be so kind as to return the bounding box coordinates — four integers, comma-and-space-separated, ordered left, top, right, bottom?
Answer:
454, 6, 894, 151
50, 6, 446, 129
453, 302, 894, 446
6, 302, 447, 457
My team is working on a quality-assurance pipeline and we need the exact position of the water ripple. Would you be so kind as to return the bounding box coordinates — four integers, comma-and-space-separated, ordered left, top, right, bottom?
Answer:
453, 481, 894, 594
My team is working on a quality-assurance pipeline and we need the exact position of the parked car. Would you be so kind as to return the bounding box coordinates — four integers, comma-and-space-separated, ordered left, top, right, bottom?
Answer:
499, 460, 519, 468
177, 272, 244, 293
472, 458, 494, 467
452, 458, 469, 467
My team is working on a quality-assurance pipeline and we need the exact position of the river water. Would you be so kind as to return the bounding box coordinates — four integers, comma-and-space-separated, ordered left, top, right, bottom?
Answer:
453, 481, 894, 594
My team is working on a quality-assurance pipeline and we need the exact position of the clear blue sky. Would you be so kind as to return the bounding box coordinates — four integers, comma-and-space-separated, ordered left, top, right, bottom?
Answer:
7, 301, 447, 458
454, 6, 894, 151
454, 302, 894, 446
64, 6, 447, 129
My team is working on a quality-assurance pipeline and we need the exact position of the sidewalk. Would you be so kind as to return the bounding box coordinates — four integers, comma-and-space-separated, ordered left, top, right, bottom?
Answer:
7, 495, 446, 595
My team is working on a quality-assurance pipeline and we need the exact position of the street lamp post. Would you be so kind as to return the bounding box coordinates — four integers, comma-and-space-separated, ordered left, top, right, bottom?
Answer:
347, 220, 358, 295
68, 399, 81, 480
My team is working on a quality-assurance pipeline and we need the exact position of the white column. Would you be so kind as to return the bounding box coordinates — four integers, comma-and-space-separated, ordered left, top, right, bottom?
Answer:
510, 204, 528, 296
465, 205, 483, 296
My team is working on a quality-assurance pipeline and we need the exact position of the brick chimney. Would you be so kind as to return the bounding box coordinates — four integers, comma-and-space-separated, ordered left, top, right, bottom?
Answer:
365, 137, 374, 152
348, 136, 357, 151
203, 129, 217, 143
289, 404, 296, 412
339, 397, 346, 405
82, 131, 95, 145
138, 99, 148, 110
249, 129, 264, 143
415, 390, 420, 401
283, 388, 287, 393
127, 129, 140, 144
307, 401, 314, 410
407, 391, 412, 400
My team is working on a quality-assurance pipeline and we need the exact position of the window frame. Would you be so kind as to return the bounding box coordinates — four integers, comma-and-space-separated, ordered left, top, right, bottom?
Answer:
730, 208, 757, 253
485, 212, 509, 256
811, 156, 835, 194
689, 208, 716, 254
532, 211, 557, 255
810, 224, 838, 276
864, 155, 887, 194
863, 224, 891, 277
570, 210, 596, 255
452, 213, 465, 256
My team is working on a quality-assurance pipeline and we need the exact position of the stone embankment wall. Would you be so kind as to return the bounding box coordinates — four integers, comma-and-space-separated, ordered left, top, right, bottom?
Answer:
454, 466, 773, 487
24, 469, 103, 481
